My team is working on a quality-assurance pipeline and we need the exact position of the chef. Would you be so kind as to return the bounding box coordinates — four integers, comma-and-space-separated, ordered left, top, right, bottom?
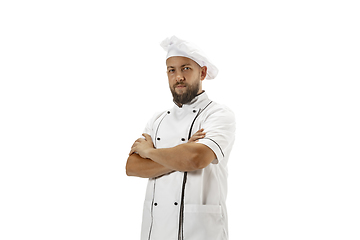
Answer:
126, 36, 236, 240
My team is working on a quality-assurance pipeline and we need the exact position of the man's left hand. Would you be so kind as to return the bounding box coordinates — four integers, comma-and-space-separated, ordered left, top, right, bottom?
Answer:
129, 133, 154, 159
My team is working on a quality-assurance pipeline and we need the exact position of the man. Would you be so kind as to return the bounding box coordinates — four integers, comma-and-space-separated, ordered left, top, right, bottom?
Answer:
126, 36, 236, 240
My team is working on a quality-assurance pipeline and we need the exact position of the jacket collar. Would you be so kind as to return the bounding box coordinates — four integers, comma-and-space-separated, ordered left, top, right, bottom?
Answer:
173, 91, 212, 111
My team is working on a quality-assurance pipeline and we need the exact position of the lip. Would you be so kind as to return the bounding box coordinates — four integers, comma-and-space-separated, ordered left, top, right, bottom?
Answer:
176, 85, 186, 88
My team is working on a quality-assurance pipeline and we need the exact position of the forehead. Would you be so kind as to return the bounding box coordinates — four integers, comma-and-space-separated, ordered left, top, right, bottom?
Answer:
166, 56, 199, 68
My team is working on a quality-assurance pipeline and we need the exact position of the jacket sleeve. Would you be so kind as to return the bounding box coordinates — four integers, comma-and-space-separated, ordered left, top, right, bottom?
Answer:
196, 106, 236, 164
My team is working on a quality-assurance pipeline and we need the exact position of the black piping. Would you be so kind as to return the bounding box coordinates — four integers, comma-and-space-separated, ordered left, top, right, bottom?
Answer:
178, 100, 213, 240
153, 111, 169, 148
202, 137, 225, 157
187, 101, 213, 140
147, 111, 168, 240
148, 100, 214, 240
178, 172, 187, 240
187, 111, 201, 140
202, 100, 213, 112
148, 179, 156, 240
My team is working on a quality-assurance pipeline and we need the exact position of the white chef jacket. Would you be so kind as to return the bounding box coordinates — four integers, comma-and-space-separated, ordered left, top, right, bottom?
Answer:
140, 92, 236, 240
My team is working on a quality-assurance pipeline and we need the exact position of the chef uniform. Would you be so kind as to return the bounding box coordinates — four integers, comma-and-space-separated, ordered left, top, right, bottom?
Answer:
140, 36, 236, 240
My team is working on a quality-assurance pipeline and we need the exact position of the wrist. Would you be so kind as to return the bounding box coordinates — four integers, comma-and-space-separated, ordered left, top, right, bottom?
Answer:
146, 148, 157, 160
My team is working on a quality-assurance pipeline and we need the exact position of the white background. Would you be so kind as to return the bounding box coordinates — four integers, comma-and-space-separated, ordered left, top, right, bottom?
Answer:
1, 0, 359, 239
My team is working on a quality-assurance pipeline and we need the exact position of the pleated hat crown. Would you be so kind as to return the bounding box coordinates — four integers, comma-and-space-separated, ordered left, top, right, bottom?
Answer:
160, 36, 219, 80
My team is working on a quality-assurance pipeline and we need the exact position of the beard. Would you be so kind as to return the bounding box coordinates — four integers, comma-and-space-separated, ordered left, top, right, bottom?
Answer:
170, 81, 200, 105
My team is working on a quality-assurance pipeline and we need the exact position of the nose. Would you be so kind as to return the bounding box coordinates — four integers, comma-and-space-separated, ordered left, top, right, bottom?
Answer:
176, 72, 184, 82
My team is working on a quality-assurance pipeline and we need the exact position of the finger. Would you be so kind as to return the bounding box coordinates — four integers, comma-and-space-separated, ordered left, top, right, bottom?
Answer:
193, 132, 206, 138
130, 142, 139, 154
195, 128, 204, 133
142, 133, 152, 141
193, 135, 205, 141
129, 147, 135, 155
188, 135, 205, 143
195, 129, 205, 135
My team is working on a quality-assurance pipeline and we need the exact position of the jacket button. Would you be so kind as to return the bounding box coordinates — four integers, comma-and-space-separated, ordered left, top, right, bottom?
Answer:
181, 138, 186, 141
174, 202, 178, 206
167, 111, 170, 114
157, 137, 160, 141
154, 203, 158, 206
193, 110, 196, 113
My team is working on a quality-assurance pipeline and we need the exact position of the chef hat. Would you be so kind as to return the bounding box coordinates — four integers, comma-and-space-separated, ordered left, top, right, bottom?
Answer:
160, 36, 219, 80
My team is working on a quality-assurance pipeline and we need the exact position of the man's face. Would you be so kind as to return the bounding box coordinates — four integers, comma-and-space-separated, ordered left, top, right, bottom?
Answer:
166, 56, 207, 105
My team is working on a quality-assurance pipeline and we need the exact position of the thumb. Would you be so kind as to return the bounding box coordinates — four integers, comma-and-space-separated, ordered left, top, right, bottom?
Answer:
142, 133, 151, 141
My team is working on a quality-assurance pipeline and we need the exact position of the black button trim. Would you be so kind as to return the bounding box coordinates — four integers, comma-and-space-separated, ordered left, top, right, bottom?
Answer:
174, 202, 178, 205
154, 203, 158, 206
157, 137, 160, 141
181, 138, 186, 141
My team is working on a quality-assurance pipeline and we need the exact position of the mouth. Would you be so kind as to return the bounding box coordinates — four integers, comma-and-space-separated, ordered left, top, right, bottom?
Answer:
175, 84, 186, 89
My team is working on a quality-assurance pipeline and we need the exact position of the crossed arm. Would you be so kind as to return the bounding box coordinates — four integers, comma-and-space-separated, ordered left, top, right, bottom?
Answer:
126, 129, 216, 178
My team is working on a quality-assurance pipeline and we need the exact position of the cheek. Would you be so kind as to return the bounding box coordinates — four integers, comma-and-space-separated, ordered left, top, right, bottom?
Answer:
168, 78, 175, 88
183, 72, 197, 82
167, 73, 174, 80
168, 75, 177, 83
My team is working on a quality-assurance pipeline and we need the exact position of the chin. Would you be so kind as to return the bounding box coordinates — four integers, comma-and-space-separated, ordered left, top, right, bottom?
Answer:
175, 89, 186, 94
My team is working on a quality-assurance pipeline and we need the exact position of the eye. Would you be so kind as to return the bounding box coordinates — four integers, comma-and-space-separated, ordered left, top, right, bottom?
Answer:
183, 67, 191, 71
167, 69, 175, 73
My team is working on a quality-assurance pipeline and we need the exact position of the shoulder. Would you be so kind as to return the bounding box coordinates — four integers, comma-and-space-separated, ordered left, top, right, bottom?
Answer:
144, 109, 170, 134
151, 110, 168, 121
146, 105, 174, 125
205, 101, 236, 122
147, 110, 168, 125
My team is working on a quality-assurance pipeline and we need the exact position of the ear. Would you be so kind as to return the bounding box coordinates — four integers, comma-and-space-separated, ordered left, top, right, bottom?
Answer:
200, 66, 207, 81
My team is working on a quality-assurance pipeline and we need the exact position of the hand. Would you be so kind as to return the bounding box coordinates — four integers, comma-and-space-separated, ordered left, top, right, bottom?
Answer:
188, 128, 206, 143
129, 133, 154, 159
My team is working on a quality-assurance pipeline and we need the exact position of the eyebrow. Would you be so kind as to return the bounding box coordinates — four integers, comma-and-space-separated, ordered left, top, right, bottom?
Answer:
167, 63, 192, 69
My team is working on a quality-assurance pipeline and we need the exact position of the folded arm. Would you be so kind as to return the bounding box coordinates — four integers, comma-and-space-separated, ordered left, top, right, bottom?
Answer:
126, 153, 174, 178
126, 130, 215, 178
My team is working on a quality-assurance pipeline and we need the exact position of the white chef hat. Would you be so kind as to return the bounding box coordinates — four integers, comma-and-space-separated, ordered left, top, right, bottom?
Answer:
160, 36, 219, 80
